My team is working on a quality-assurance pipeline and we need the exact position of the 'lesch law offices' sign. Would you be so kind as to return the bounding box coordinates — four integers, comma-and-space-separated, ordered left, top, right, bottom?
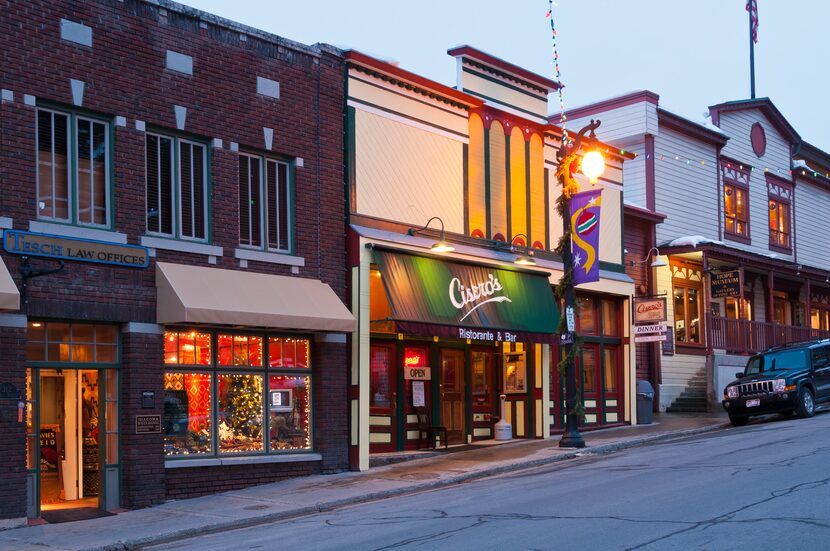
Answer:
3, 230, 149, 268
710, 269, 741, 298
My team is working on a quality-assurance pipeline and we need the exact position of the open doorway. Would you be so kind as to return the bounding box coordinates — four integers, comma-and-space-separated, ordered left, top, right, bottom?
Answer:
39, 369, 101, 513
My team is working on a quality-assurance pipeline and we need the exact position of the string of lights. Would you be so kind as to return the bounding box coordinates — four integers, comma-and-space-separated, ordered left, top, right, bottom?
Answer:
546, 1, 567, 144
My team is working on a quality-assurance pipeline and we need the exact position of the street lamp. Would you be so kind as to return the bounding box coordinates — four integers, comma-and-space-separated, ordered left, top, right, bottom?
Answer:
407, 216, 455, 253
556, 119, 604, 449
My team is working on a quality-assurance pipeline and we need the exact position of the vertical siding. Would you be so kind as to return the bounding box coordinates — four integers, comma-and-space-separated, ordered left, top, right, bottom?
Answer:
528, 134, 546, 249
468, 114, 486, 238
654, 127, 719, 244
509, 126, 527, 240
717, 110, 794, 260
489, 121, 507, 240
354, 110, 464, 232
599, 186, 622, 265
794, 179, 830, 268
625, 218, 653, 382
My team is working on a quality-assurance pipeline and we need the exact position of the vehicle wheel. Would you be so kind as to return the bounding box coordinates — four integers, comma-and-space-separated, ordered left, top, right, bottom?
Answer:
729, 414, 749, 427
796, 387, 815, 418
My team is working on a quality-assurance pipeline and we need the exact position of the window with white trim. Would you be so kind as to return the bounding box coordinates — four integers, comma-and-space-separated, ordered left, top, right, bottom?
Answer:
146, 133, 208, 241
36, 108, 111, 227
239, 153, 291, 252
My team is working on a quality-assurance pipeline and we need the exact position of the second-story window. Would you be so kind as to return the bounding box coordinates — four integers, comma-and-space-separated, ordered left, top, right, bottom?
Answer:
37, 108, 111, 227
146, 133, 208, 241
239, 153, 291, 252
767, 175, 793, 252
722, 160, 750, 241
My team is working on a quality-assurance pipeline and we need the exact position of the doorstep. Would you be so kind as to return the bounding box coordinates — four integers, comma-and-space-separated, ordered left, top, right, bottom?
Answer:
369, 437, 528, 467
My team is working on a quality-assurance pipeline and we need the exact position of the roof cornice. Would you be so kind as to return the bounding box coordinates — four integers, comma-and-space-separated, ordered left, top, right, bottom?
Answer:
657, 108, 728, 146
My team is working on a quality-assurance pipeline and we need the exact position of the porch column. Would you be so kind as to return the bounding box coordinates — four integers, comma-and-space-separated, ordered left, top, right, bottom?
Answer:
739, 266, 746, 354
768, 270, 775, 349
703, 252, 713, 354
806, 278, 812, 332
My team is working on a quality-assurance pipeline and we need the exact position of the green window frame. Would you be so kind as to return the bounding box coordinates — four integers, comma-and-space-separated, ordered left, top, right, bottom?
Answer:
146, 132, 209, 241
238, 152, 293, 252
36, 107, 112, 228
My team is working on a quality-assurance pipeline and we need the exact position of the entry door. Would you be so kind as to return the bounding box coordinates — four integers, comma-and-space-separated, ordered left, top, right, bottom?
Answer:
39, 369, 102, 512
440, 349, 466, 445
369, 343, 396, 452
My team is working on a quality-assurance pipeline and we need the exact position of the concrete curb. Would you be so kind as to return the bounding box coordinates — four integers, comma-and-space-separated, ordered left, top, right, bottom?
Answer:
107, 421, 728, 551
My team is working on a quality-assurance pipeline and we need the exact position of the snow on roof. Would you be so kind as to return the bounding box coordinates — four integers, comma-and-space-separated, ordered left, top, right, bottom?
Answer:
658, 104, 728, 136
666, 235, 724, 248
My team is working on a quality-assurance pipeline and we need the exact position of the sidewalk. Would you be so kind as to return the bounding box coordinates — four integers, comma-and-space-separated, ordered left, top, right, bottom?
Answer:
0, 412, 729, 551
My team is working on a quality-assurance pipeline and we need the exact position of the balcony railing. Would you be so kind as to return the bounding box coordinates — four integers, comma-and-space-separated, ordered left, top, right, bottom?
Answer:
708, 315, 830, 355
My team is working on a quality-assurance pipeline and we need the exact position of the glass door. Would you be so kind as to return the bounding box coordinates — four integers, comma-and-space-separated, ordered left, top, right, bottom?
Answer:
368, 343, 396, 452
440, 349, 466, 445
470, 349, 494, 440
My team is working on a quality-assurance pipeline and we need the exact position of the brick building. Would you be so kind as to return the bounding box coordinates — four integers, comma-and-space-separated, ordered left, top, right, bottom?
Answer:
0, 0, 353, 527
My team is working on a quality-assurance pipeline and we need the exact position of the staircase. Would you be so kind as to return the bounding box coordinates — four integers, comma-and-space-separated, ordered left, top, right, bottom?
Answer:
666, 366, 709, 413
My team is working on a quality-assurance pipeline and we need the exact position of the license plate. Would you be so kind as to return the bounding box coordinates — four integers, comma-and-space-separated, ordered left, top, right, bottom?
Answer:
746, 398, 761, 407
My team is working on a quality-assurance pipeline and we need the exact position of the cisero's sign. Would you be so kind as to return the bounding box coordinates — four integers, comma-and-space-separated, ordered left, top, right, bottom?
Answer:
634, 297, 667, 323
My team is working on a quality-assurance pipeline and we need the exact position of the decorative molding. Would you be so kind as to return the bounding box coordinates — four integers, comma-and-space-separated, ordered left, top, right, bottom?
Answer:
28, 221, 128, 244
166, 50, 193, 75
212, 138, 223, 149
0, 216, 13, 229
60, 19, 92, 47
263, 127, 273, 150
233, 248, 304, 267
135, 120, 146, 132
256, 76, 280, 99
121, 322, 163, 334
23, 94, 36, 107
1, 89, 13, 102
115, 116, 127, 127
70, 79, 85, 107
165, 453, 322, 469
174, 105, 187, 131
140, 235, 222, 257
0, 314, 27, 328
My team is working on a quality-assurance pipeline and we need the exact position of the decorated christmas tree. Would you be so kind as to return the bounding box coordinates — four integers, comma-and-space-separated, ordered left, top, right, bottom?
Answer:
226, 375, 263, 440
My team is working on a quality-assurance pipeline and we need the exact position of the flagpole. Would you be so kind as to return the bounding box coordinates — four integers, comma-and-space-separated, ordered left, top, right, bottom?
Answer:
749, 2, 756, 99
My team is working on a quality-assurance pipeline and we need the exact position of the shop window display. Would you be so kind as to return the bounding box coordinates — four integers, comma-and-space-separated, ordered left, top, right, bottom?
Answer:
163, 330, 312, 458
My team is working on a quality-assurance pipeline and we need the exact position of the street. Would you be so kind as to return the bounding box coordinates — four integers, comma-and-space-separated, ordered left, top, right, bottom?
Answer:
145, 412, 830, 550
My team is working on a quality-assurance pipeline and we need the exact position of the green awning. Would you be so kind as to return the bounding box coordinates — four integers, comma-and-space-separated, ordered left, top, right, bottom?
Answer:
372, 248, 558, 341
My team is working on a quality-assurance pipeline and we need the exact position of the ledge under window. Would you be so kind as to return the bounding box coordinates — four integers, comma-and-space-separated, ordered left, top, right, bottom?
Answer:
30, 221, 127, 244
165, 452, 321, 469
234, 247, 305, 267
723, 232, 751, 246
142, 235, 223, 257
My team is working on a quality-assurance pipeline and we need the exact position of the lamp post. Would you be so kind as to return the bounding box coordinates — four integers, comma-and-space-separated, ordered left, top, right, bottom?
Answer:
556, 119, 605, 448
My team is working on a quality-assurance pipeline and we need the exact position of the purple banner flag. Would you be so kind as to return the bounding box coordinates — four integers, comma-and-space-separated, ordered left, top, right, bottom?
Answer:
570, 188, 602, 286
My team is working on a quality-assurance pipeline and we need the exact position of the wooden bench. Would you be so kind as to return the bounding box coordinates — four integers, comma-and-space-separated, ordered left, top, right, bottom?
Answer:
415, 406, 447, 450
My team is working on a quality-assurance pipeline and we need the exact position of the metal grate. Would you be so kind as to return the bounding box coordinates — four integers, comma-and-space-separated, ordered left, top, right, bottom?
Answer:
738, 380, 774, 396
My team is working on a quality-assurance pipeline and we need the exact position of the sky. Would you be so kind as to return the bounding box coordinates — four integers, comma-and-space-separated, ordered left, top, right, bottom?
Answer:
185, 1, 830, 150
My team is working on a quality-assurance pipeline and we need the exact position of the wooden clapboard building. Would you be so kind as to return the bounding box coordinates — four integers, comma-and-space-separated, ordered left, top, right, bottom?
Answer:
567, 92, 830, 412
345, 46, 636, 470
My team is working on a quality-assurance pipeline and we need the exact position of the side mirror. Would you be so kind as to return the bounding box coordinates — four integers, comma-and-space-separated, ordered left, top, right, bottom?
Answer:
735, 372, 744, 379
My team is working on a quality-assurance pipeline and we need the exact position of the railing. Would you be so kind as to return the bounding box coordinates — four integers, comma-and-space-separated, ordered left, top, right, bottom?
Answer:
708, 315, 830, 355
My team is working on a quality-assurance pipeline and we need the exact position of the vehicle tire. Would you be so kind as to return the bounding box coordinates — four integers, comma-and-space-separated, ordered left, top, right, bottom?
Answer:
729, 414, 749, 427
796, 387, 815, 418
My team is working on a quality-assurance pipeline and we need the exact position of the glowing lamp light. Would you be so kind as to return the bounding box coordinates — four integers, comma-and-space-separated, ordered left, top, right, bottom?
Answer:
581, 150, 605, 183
430, 240, 455, 253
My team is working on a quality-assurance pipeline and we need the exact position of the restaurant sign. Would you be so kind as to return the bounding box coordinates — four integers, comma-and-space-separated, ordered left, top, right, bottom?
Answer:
3, 229, 149, 268
372, 248, 559, 339
710, 270, 741, 298
633, 297, 667, 323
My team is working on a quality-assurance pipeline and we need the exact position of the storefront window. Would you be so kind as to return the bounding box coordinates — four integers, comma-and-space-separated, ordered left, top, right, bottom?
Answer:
603, 347, 618, 392
503, 346, 526, 393
269, 375, 311, 450
674, 287, 702, 344
471, 351, 492, 405
218, 374, 263, 453
370, 345, 392, 408
163, 372, 212, 456
163, 330, 313, 458
577, 296, 596, 335
601, 299, 618, 336
582, 348, 596, 393
27, 321, 119, 363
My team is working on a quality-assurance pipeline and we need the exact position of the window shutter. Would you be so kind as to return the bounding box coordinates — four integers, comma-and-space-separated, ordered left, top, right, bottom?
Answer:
239, 155, 251, 245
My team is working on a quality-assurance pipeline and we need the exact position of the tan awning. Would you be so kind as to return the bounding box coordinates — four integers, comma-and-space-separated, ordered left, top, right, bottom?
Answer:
156, 262, 356, 333
0, 256, 20, 311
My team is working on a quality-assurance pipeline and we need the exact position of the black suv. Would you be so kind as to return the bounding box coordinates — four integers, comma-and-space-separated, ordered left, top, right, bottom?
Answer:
722, 339, 830, 426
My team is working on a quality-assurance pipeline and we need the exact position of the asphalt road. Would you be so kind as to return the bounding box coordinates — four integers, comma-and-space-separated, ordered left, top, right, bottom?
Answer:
146, 412, 830, 550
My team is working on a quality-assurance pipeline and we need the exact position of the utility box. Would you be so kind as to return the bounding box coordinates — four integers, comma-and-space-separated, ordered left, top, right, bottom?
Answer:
636, 380, 655, 425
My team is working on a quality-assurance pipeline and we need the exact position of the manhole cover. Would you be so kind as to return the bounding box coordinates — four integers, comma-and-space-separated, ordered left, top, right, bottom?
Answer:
243, 504, 270, 511
400, 472, 440, 480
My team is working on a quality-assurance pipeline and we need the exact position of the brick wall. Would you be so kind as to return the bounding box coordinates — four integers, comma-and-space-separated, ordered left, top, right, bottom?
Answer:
0, 326, 27, 521
0, 0, 347, 517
